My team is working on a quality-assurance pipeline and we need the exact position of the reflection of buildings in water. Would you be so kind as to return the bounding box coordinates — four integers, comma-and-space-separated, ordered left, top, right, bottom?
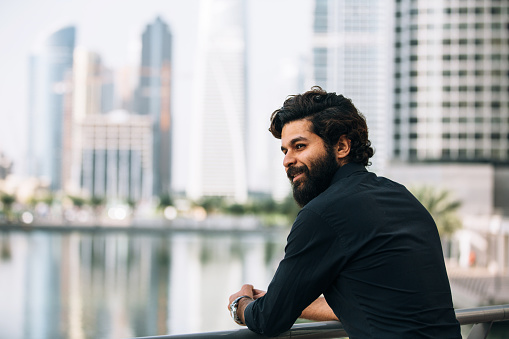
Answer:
169, 233, 201, 334
25, 233, 62, 338
0, 233, 27, 339
168, 233, 285, 334
0, 231, 287, 338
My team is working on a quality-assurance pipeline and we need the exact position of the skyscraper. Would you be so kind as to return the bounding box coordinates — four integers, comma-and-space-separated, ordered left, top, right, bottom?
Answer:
79, 110, 152, 202
137, 17, 173, 197
187, 0, 248, 202
28, 26, 76, 191
312, 0, 394, 171
393, 1, 509, 164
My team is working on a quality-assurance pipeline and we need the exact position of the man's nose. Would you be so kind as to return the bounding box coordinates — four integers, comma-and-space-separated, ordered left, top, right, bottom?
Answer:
283, 151, 296, 169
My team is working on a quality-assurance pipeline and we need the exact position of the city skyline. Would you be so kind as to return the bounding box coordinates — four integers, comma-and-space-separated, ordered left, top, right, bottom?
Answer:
0, 0, 313, 195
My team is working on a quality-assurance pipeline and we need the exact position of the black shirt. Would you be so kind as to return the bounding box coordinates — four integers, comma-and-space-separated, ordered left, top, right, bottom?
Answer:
244, 163, 461, 338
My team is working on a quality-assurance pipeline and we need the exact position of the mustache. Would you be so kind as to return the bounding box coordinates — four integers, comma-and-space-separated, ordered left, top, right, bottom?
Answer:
287, 165, 309, 181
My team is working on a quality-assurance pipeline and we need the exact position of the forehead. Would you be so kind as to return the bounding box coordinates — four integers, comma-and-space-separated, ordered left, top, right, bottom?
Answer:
281, 119, 320, 145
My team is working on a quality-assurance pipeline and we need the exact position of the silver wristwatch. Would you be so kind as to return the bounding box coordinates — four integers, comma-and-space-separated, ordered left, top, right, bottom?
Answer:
230, 295, 251, 325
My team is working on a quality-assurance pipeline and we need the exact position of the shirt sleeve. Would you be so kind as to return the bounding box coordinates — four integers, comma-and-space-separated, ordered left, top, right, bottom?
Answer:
244, 208, 342, 337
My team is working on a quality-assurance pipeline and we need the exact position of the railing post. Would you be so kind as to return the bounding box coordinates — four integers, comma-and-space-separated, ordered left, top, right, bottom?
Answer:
466, 322, 493, 339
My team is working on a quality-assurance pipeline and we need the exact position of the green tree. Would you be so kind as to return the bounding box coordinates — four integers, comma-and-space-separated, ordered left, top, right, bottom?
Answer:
68, 195, 85, 208
410, 186, 462, 236
158, 194, 173, 211
197, 196, 226, 214
0, 193, 16, 222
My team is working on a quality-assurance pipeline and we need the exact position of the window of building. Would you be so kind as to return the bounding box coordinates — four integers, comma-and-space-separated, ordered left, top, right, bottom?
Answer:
491, 7, 502, 15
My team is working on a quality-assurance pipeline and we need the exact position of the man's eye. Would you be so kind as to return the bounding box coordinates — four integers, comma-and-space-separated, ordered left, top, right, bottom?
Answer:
296, 144, 305, 149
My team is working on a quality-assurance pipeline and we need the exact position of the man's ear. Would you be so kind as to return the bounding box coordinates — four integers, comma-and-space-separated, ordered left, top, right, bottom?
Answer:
335, 135, 351, 164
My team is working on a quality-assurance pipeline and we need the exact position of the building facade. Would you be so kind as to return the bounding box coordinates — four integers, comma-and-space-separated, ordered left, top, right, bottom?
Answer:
312, 0, 394, 171
27, 26, 76, 190
393, 0, 509, 163
79, 111, 152, 202
187, 0, 248, 202
137, 17, 173, 198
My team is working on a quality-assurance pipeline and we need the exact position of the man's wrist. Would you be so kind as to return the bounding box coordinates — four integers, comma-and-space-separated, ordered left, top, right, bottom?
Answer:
230, 295, 254, 325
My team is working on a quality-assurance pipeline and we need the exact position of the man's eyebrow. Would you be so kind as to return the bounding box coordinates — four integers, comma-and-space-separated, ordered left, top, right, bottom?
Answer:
281, 136, 308, 152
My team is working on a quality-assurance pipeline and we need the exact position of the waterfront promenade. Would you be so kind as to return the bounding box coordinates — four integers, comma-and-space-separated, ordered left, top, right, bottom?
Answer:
448, 264, 509, 308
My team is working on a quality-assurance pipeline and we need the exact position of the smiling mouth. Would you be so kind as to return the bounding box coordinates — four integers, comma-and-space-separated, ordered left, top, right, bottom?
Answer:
292, 173, 304, 182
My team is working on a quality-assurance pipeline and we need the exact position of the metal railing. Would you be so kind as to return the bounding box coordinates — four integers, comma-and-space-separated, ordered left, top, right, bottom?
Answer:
132, 304, 509, 339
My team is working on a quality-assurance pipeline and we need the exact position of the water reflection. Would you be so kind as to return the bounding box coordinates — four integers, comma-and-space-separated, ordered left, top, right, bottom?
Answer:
0, 229, 285, 339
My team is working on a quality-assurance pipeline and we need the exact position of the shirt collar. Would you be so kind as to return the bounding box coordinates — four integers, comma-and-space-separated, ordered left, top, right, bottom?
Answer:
331, 162, 367, 185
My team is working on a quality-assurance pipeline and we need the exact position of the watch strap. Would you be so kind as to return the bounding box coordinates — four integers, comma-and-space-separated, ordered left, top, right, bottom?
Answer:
230, 295, 252, 325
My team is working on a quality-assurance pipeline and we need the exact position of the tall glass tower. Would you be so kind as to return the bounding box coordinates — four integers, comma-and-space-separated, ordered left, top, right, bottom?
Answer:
393, 1, 509, 164
137, 17, 173, 197
187, 0, 248, 202
28, 26, 76, 191
312, 0, 394, 172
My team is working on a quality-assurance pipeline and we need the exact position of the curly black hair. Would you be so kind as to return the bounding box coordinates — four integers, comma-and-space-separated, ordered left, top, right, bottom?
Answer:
269, 86, 374, 166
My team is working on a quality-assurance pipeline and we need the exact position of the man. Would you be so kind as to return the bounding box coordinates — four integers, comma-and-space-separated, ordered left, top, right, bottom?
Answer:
228, 87, 461, 338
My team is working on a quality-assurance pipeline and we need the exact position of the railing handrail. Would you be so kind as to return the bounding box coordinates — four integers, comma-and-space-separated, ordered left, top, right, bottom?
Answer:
132, 304, 509, 339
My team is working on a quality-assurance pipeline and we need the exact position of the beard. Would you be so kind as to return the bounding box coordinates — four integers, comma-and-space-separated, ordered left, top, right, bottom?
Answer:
287, 146, 339, 207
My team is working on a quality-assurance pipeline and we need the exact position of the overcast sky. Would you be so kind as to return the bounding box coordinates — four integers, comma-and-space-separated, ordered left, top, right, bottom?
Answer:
0, 0, 313, 192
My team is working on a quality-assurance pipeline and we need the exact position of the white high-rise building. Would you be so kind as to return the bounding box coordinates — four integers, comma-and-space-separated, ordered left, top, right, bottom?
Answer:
28, 26, 76, 190
393, 0, 509, 164
187, 0, 248, 202
79, 111, 152, 202
312, 0, 394, 172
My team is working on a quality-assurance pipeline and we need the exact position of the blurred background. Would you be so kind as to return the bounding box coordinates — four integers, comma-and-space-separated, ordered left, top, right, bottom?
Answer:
0, 0, 508, 338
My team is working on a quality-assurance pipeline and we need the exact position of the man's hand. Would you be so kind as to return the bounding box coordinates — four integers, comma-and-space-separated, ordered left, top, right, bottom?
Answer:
253, 288, 266, 299
228, 284, 259, 326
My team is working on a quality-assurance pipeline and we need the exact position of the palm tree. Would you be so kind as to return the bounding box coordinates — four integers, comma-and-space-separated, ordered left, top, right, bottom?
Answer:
410, 186, 462, 236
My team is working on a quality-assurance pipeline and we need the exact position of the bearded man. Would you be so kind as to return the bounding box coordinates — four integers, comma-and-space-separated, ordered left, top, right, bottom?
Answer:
228, 87, 461, 338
